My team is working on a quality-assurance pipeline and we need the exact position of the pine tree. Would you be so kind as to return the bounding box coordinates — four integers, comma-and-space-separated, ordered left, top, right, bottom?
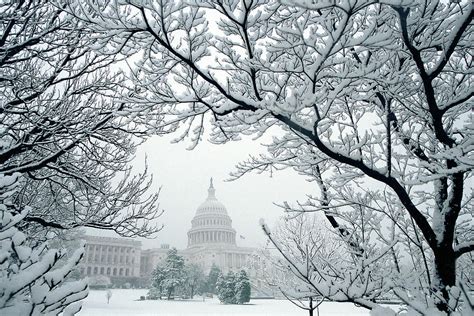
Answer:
216, 272, 236, 304
148, 265, 166, 299
148, 248, 185, 300
181, 264, 205, 299
234, 270, 251, 304
205, 264, 221, 295
161, 248, 185, 299
216, 270, 251, 304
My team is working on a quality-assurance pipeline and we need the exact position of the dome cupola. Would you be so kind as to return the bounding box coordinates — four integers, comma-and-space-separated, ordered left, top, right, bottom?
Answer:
196, 178, 228, 215
187, 179, 236, 248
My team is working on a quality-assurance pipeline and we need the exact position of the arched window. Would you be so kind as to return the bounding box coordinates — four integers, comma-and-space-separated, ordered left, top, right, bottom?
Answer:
100, 267, 105, 275
113, 268, 117, 276
107, 267, 111, 275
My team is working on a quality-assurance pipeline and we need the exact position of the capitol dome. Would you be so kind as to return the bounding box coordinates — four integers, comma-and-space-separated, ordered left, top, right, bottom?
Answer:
187, 179, 236, 248
196, 180, 227, 215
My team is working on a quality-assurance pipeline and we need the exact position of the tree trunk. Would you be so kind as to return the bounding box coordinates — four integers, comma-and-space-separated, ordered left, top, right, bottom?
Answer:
433, 246, 456, 313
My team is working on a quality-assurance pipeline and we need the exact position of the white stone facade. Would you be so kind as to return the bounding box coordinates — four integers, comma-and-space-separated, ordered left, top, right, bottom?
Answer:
80, 235, 141, 279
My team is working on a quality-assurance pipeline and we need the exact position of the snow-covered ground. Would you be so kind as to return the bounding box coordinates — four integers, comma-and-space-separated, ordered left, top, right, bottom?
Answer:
79, 289, 372, 316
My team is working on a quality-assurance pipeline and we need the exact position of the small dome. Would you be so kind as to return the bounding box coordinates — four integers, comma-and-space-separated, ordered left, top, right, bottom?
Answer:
196, 178, 228, 215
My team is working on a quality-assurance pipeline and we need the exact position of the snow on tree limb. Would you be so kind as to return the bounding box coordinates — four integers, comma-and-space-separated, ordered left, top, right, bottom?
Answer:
74, 0, 473, 313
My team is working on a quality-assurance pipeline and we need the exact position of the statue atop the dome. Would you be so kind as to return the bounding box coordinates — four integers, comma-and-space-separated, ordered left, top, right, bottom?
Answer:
208, 177, 216, 199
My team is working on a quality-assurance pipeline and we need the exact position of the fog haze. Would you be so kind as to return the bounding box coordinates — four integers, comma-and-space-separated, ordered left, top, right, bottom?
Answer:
115, 133, 316, 250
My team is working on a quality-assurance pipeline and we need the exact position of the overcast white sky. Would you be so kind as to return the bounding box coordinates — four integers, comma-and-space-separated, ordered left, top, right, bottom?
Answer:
117, 132, 317, 250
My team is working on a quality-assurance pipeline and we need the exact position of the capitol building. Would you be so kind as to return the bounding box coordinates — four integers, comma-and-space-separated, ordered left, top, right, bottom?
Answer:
80, 179, 258, 286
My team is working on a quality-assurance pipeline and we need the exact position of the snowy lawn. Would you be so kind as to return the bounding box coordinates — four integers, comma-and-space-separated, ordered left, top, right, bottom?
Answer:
79, 289, 373, 316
